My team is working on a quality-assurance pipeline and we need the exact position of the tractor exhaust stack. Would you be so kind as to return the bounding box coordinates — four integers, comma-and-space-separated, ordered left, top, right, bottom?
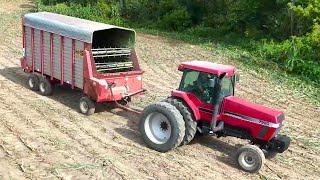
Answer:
210, 73, 226, 132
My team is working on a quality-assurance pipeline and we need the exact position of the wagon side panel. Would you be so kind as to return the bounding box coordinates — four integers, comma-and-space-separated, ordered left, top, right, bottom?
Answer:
34, 29, 41, 71
53, 34, 61, 80
63, 37, 72, 84
43, 32, 51, 76
25, 26, 32, 66
74, 40, 84, 89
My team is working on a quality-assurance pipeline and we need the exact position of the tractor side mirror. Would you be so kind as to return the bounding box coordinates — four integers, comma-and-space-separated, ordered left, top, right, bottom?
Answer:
235, 73, 240, 82
208, 79, 216, 88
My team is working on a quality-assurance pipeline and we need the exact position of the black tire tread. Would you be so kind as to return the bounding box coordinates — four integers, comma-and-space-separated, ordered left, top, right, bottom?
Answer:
80, 96, 96, 116
28, 74, 39, 91
39, 77, 52, 96
164, 97, 197, 145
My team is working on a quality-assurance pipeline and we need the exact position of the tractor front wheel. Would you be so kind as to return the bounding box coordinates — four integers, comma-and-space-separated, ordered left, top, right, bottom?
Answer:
139, 102, 185, 152
236, 145, 265, 173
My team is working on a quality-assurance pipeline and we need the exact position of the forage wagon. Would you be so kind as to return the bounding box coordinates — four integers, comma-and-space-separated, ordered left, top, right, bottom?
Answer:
20, 12, 144, 115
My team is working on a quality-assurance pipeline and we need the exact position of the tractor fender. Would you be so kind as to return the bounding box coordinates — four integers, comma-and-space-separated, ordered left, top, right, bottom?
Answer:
171, 90, 201, 120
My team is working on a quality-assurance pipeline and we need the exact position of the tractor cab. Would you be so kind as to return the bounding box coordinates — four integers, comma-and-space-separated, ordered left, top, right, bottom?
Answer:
177, 61, 238, 109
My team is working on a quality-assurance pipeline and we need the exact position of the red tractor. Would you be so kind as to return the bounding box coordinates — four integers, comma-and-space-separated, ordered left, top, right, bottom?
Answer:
139, 61, 291, 173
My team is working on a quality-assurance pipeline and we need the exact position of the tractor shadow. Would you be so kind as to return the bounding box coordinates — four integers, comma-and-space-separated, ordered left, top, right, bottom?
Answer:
192, 135, 243, 169
112, 109, 145, 145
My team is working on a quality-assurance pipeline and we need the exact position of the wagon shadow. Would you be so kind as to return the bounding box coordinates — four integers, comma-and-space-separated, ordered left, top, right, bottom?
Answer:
0, 67, 111, 113
0, 66, 143, 125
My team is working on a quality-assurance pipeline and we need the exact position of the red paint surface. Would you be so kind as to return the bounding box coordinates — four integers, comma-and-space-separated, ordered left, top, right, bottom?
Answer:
31, 28, 35, 72
50, 33, 53, 80
71, 39, 75, 89
60, 36, 64, 85
178, 61, 236, 77
40, 30, 44, 76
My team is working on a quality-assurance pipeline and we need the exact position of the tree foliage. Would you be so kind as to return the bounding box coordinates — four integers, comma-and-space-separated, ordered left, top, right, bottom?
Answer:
38, 0, 320, 83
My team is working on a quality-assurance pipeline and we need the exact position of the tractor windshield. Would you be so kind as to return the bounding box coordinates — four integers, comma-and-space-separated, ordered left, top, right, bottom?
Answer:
179, 69, 234, 104
220, 77, 234, 98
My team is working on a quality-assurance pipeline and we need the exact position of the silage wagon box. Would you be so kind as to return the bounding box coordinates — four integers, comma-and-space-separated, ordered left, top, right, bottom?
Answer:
20, 12, 144, 115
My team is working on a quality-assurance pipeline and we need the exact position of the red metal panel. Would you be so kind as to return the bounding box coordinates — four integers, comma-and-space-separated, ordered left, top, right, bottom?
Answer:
31, 28, 35, 72
22, 18, 25, 49
50, 33, 53, 80
171, 90, 201, 120
71, 39, 75, 89
40, 30, 44, 76
21, 17, 27, 70
179, 61, 236, 77
60, 36, 64, 85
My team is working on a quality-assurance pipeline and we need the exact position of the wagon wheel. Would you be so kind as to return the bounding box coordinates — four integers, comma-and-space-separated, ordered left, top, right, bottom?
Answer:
79, 96, 96, 115
39, 77, 53, 96
27, 74, 40, 91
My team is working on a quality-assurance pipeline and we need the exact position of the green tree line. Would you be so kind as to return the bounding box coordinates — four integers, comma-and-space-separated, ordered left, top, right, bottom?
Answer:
38, 0, 320, 84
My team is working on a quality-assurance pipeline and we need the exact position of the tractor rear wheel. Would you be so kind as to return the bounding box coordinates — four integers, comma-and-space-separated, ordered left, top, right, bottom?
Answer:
236, 145, 265, 173
139, 102, 185, 152
164, 97, 197, 146
27, 74, 39, 91
79, 96, 95, 115
39, 77, 53, 96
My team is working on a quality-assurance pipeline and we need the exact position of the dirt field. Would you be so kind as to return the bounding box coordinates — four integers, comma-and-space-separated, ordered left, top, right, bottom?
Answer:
0, 0, 319, 179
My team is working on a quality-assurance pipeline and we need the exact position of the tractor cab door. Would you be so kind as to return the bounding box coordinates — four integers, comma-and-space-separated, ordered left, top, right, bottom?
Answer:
178, 69, 235, 121
178, 69, 215, 105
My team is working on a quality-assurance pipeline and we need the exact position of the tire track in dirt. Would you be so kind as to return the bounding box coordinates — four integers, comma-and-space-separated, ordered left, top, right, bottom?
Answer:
0, 74, 136, 179
0, 81, 105, 179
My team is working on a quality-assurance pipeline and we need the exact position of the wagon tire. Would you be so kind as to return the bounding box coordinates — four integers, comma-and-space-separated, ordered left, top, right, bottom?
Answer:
39, 77, 52, 96
79, 97, 95, 115
236, 145, 265, 173
139, 102, 185, 152
164, 97, 197, 146
27, 74, 40, 91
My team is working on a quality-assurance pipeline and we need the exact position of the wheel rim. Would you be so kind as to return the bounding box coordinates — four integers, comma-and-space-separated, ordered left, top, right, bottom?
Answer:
238, 151, 258, 171
39, 83, 45, 93
80, 101, 89, 113
144, 112, 172, 144
28, 78, 34, 88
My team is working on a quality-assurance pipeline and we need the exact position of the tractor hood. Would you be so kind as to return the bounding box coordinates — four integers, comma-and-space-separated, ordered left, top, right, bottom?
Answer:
222, 96, 284, 126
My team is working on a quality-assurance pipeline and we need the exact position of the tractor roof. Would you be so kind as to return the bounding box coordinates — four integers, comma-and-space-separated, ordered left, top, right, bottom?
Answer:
178, 61, 236, 76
